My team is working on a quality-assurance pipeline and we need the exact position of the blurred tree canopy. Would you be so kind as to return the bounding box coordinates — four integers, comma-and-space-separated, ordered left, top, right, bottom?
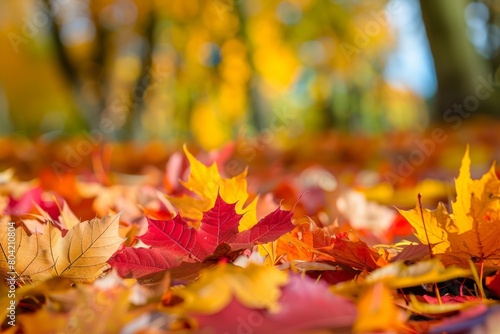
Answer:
0, 0, 499, 150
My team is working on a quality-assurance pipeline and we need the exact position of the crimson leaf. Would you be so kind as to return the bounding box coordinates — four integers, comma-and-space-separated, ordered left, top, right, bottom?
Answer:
109, 194, 294, 278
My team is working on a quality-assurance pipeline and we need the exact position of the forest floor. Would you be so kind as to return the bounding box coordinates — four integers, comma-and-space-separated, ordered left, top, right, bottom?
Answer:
2, 120, 500, 333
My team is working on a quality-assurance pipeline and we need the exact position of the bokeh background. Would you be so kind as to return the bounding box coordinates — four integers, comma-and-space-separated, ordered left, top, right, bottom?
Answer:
1, 0, 500, 182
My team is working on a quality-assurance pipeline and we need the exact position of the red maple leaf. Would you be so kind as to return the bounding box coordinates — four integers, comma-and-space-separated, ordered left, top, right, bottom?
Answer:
109, 194, 294, 278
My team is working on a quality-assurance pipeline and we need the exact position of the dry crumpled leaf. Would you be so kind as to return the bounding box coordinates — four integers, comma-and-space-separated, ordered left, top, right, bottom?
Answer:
0, 214, 124, 283
169, 263, 288, 314
399, 146, 500, 269
168, 145, 258, 231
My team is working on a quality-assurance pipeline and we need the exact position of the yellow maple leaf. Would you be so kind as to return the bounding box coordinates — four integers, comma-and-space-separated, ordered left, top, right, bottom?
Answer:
0, 214, 124, 283
452, 145, 500, 234
170, 263, 288, 314
168, 145, 258, 230
400, 146, 500, 269
398, 202, 452, 254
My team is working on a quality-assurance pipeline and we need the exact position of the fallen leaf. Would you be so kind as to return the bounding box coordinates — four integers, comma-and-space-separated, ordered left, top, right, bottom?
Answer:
423, 294, 482, 304
317, 231, 380, 271
168, 145, 258, 231
195, 274, 357, 333
398, 202, 452, 254
276, 222, 317, 262
408, 294, 483, 315
110, 194, 294, 278
0, 214, 124, 283
367, 259, 471, 289
276, 220, 380, 270
354, 282, 410, 333
17, 308, 69, 334
170, 263, 288, 314
485, 270, 500, 298
332, 259, 470, 297
399, 147, 500, 269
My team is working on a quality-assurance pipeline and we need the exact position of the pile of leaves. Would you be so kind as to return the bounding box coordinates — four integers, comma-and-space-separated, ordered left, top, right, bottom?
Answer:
2, 145, 500, 333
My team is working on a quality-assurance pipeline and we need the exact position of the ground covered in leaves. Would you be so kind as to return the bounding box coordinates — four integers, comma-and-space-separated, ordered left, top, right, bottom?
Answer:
2, 142, 500, 333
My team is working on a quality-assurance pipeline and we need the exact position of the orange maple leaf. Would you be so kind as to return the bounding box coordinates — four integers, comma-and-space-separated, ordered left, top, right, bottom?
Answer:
277, 220, 379, 271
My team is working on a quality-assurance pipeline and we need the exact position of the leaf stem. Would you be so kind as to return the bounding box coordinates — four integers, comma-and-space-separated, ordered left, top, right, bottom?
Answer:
479, 260, 485, 299
417, 194, 434, 259
418, 194, 442, 305
434, 284, 442, 305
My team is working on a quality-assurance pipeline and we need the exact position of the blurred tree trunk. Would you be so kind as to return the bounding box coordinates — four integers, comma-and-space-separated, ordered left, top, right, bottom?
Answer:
419, 0, 500, 119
